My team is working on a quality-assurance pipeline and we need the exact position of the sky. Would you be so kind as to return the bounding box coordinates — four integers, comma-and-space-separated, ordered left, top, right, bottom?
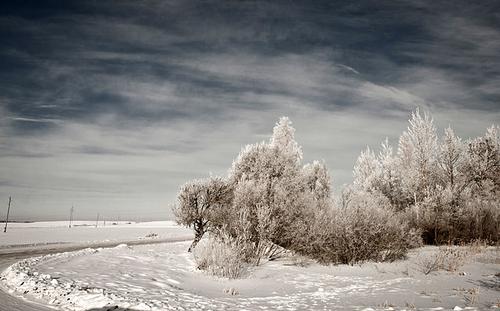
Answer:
0, 0, 499, 221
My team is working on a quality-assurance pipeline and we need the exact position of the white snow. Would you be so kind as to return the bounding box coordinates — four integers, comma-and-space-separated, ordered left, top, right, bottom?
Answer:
1, 242, 498, 310
0, 221, 191, 249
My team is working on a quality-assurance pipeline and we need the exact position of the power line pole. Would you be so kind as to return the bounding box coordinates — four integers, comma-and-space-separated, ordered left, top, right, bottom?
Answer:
3, 196, 11, 233
69, 206, 74, 228
95, 213, 99, 228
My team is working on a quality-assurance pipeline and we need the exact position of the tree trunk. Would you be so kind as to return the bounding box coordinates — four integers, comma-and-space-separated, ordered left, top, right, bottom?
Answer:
188, 229, 204, 252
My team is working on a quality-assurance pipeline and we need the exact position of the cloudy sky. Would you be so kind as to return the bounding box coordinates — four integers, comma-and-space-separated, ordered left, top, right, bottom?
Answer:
1, 1, 499, 221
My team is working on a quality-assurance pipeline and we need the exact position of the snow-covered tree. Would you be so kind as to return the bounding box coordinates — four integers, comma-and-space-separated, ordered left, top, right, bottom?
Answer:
353, 139, 406, 209
347, 109, 499, 245
174, 176, 233, 252
464, 125, 500, 193
376, 138, 405, 208
302, 160, 331, 204
227, 117, 330, 251
437, 127, 466, 208
353, 147, 380, 192
229, 135, 304, 248
269, 117, 303, 163
397, 109, 439, 204
439, 127, 464, 189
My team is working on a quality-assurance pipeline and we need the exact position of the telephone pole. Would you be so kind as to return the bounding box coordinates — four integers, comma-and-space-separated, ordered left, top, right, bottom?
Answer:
95, 213, 99, 228
69, 206, 74, 228
3, 196, 11, 233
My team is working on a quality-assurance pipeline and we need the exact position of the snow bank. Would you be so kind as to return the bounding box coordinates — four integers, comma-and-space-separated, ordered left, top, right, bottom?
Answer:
0, 248, 174, 311
0, 249, 116, 310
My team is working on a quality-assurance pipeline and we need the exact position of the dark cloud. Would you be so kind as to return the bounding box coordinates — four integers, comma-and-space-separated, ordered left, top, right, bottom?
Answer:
0, 0, 499, 220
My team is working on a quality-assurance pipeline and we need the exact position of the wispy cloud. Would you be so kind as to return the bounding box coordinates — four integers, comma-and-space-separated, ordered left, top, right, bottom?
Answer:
0, 0, 499, 220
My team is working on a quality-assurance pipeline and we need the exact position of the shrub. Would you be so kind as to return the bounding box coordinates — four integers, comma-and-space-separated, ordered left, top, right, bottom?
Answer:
299, 192, 422, 265
193, 234, 249, 279
417, 246, 469, 275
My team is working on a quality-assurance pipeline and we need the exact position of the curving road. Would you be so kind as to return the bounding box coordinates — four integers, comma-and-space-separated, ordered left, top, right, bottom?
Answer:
0, 237, 192, 311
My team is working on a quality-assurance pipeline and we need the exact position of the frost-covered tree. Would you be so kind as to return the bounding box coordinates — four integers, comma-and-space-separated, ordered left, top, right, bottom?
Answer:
397, 109, 439, 204
414, 127, 466, 243
352, 139, 405, 209
269, 116, 303, 163
438, 127, 466, 205
376, 138, 405, 208
227, 117, 331, 253
174, 176, 233, 252
439, 127, 464, 189
353, 147, 380, 192
302, 160, 331, 204
228, 118, 305, 249
464, 125, 500, 193
350, 109, 499, 244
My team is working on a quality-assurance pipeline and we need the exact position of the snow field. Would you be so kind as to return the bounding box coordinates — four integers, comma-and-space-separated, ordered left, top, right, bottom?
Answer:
1, 242, 499, 310
0, 221, 191, 249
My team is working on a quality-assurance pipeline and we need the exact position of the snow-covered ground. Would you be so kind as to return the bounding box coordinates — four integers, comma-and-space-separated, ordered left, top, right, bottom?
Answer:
2, 241, 498, 311
0, 221, 192, 249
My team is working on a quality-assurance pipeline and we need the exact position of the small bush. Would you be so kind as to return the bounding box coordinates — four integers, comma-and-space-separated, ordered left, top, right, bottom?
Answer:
193, 235, 248, 279
418, 246, 469, 274
418, 251, 443, 275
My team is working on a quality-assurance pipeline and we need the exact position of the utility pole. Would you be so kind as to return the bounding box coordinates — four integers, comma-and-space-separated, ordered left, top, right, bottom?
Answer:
95, 213, 99, 228
3, 196, 11, 233
69, 206, 74, 228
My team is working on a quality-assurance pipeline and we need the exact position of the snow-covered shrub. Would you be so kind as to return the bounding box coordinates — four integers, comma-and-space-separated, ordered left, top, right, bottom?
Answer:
303, 191, 421, 265
193, 234, 249, 279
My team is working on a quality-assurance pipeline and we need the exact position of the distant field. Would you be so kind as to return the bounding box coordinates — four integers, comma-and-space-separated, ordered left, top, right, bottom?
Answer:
0, 221, 192, 248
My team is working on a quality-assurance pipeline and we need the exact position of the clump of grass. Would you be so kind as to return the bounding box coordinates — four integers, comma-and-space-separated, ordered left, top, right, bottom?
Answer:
492, 299, 500, 308
378, 300, 396, 308
405, 301, 416, 310
223, 287, 239, 295
465, 239, 487, 254
464, 287, 480, 306
286, 254, 312, 267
